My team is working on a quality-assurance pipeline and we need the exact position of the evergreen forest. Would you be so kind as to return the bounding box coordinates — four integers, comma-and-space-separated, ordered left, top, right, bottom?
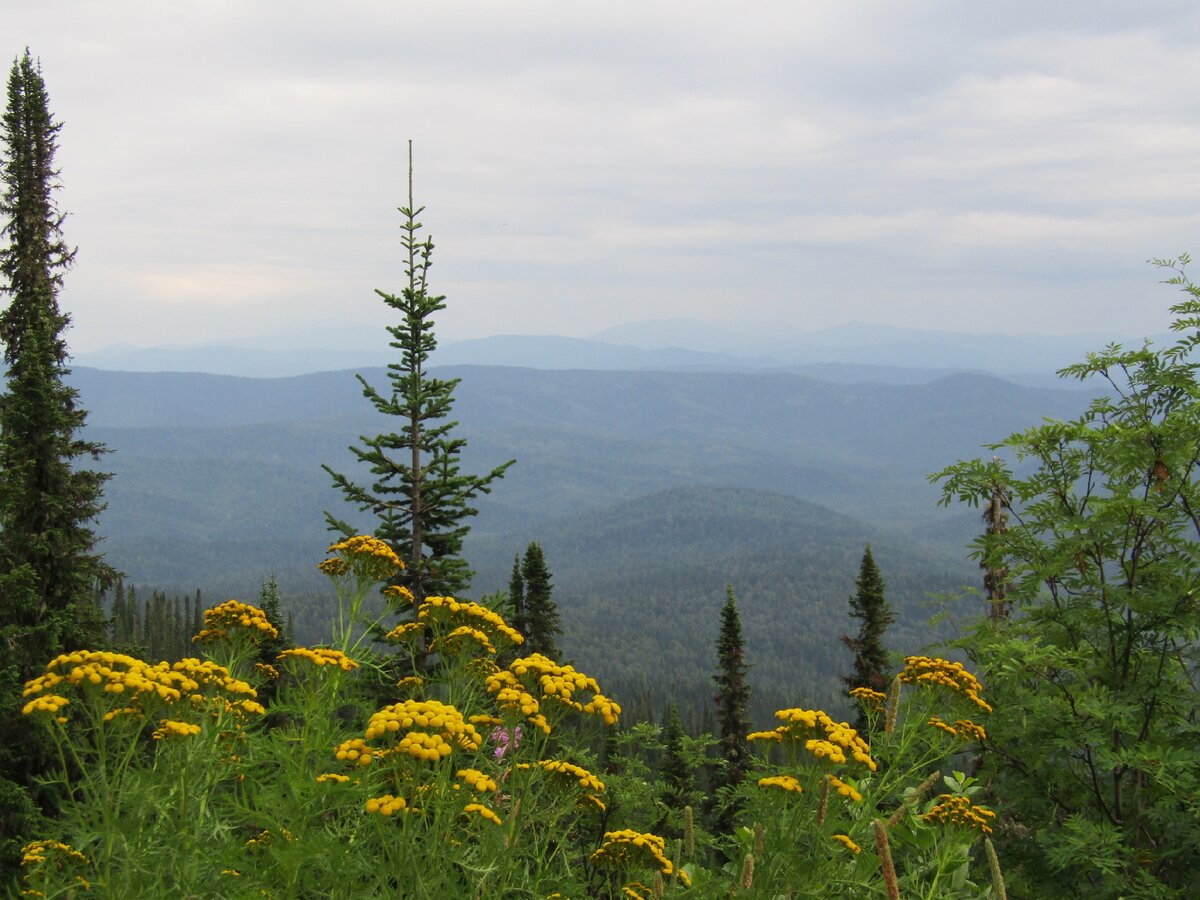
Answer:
3, 50, 1200, 899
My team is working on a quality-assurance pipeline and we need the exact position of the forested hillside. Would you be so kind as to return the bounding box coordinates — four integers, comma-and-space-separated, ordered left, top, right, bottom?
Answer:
73, 363, 1090, 589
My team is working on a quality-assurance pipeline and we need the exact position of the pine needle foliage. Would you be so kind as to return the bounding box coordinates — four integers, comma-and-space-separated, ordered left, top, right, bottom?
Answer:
324, 143, 513, 605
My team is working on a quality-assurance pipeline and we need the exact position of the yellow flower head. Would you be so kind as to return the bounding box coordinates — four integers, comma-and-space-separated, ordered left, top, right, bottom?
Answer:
21, 840, 88, 868
832, 833, 862, 854
22, 651, 254, 724
899, 656, 992, 713
366, 794, 411, 816
354, 698, 481, 764
923, 793, 997, 834
757, 775, 804, 794
828, 774, 863, 802
278, 647, 359, 671
193, 600, 279, 644
535, 758, 605, 793
152, 719, 201, 740
927, 715, 987, 742
462, 802, 503, 825
767, 708, 877, 771
325, 535, 404, 580
456, 768, 498, 794
431, 625, 496, 658
488, 654, 621, 728
419, 595, 524, 648
383, 584, 415, 605
848, 686, 886, 711
591, 830, 688, 885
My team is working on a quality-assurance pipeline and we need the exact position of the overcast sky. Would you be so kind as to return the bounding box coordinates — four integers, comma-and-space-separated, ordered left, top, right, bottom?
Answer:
8, 1, 1200, 352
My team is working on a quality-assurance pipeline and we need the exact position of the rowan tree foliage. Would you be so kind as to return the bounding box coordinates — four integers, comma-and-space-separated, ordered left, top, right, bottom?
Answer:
711, 586, 750, 833
0, 49, 110, 881
840, 544, 893, 699
933, 257, 1200, 898
324, 144, 513, 606
520, 542, 560, 658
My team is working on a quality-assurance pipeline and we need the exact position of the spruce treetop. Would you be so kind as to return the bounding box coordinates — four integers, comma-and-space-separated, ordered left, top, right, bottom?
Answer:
324, 142, 513, 604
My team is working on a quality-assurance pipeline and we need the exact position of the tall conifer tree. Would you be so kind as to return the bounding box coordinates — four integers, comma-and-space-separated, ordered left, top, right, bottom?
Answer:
508, 554, 527, 639
521, 542, 560, 658
660, 702, 692, 812
840, 545, 894, 698
0, 49, 110, 880
711, 586, 750, 833
324, 143, 513, 607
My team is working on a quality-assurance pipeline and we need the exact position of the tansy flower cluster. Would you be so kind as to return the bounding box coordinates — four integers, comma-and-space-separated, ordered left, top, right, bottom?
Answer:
430, 625, 496, 657
923, 794, 997, 834
365, 794, 412, 816
152, 719, 201, 740
383, 584, 415, 604
385, 622, 424, 643
524, 759, 605, 793
485, 670, 551, 734
321, 535, 404, 580
193, 600, 278, 644
749, 708, 877, 771
899, 656, 993, 713
828, 774, 863, 802
462, 802, 502, 825
848, 686, 886, 711
358, 699, 482, 763
487, 655, 621, 731
622, 883, 654, 899
395, 674, 425, 692
590, 830, 691, 887
335, 738, 378, 767
21, 694, 69, 721
927, 715, 987, 741
456, 768, 498, 794
758, 774, 804, 794
21, 840, 87, 867
419, 595, 524, 647
277, 647, 359, 671
22, 652, 256, 723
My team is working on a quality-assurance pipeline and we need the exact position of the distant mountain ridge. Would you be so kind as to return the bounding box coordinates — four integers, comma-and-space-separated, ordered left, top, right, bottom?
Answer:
72, 318, 1144, 386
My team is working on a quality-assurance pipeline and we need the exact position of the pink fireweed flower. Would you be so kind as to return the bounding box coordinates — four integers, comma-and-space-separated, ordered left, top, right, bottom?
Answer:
490, 725, 521, 760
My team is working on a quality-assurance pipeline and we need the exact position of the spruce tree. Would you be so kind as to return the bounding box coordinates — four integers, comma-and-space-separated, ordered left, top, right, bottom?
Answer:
711, 586, 751, 833
521, 542, 560, 658
840, 545, 894, 699
508, 554, 527, 640
0, 49, 111, 881
324, 142, 512, 607
0, 49, 110, 666
660, 702, 692, 812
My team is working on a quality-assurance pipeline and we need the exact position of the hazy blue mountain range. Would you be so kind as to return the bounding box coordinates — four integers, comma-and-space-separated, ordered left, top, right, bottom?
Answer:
72, 319, 1141, 385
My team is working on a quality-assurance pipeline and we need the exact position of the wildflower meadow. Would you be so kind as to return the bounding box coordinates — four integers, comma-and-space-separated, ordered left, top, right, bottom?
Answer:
14, 535, 1010, 898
